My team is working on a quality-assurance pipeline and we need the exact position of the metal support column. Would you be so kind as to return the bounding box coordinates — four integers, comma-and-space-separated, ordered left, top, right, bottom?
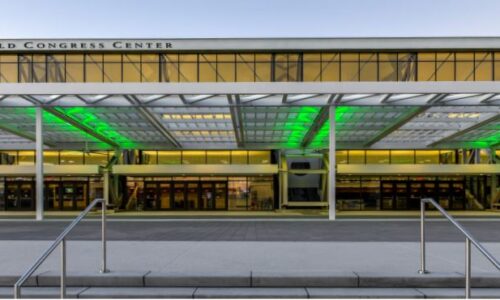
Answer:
103, 169, 110, 206
328, 106, 336, 220
35, 107, 44, 221
492, 174, 498, 208
281, 154, 288, 209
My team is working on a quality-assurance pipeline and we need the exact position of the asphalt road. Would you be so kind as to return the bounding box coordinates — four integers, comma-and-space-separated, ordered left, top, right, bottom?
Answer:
0, 220, 499, 242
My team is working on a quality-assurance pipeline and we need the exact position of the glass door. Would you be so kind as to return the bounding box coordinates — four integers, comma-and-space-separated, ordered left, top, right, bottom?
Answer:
381, 181, 394, 209
186, 182, 199, 209
409, 182, 422, 210
438, 182, 451, 209
200, 182, 214, 210
61, 183, 75, 210
5, 182, 34, 210
159, 183, 171, 209
451, 182, 466, 210
173, 183, 186, 209
214, 182, 227, 210
45, 182, 61, 210
395, 182, 409, 209
144, 182, 158, 210
74, 182, 88, 210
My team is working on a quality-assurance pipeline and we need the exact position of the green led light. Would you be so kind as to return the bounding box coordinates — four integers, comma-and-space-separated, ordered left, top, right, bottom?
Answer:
309, 106, 356, 149
62, 107, 137, 148
276, 106, 321, 148
21, 108, 109, 148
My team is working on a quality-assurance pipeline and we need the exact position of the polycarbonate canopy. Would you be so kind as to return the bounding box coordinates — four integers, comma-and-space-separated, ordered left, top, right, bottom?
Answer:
0, 82, 499, 150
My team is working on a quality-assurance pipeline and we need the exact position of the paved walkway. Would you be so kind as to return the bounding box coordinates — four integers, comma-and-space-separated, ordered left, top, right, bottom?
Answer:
1, 220, 500, 241
1, 209, 500, 219
1, 241, 500, 275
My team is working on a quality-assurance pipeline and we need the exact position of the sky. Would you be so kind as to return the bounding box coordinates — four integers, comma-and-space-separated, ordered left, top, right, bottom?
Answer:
0, 0, 500, 38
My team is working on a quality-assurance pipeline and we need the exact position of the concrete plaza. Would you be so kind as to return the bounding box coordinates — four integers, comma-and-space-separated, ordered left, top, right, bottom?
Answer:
1, 219, 500, 298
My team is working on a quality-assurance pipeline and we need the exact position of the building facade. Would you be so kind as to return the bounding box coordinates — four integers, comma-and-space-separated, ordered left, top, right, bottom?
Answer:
0, 38, 499, 218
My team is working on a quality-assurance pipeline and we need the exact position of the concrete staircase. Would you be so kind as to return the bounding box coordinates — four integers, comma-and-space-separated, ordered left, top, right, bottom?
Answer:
4, 270, 500, 298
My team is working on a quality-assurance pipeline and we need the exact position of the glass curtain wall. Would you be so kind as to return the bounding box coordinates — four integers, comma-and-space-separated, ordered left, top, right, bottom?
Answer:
2, 52, 498, 83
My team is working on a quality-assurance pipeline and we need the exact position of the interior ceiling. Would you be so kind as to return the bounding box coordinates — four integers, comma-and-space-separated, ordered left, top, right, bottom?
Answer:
0, 105, 498, 151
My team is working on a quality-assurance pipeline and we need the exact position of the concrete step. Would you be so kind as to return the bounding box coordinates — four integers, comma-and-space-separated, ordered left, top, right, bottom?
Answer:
5, 270, 500, 289
2, 287, 500, 299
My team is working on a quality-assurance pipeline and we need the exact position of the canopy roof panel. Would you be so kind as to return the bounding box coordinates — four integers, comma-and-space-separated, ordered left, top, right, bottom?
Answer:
0, 82, 498, 150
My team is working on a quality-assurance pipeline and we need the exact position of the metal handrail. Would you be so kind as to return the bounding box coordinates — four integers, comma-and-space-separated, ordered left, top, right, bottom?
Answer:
419, 197, 500, 299
14, 198, 109, 299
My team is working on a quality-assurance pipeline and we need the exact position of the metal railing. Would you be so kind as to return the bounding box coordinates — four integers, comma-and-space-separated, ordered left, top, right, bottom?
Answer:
14, 198, 109, 299
419, 197, 500, 299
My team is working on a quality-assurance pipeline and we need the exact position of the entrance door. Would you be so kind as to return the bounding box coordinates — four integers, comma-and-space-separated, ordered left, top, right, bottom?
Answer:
214, 182, 228, 210
159, 183, 171, 209
144, 182, 158, 210
45, 182, 61, 210
60, 182, 88, 210
144, 182, 172, 210
173, 183, 186, 209
200, 182, 227, 210
5, 181, 34, 210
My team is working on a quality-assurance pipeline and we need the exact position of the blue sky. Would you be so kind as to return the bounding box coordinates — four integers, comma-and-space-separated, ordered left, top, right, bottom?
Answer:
0, 0, 499, 38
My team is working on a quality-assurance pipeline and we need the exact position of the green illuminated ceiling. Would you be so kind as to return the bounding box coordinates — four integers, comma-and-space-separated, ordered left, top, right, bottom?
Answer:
0, 106, 497, 151
61, 107, 137, 148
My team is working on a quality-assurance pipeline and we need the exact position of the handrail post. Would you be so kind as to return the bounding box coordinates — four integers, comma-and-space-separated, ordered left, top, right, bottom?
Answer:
14, 284, 20, 299
465, 238, 471, 299
419, 199, 427, 274
61, 239, 66, 299
100, 200, 109, 273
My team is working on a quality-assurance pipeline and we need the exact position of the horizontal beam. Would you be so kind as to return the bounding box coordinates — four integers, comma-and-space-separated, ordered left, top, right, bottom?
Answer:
2, 37, 500, 52
2, 82, 500, 95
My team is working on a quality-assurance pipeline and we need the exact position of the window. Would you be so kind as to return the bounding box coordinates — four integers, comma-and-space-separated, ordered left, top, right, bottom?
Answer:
0, 54, 18, 82
85, 54, 103, 82
255, 54, 272, 82
198, 54, 217, 82
142, 54, 159, 82
60, 151, 84, 165
336, 150, 348, 164
303, 53, 321, 82
18, 151, 35, 165
366, 150, 390, 164
348, 150, 365, 164
182, 150, 206, 164
216, 54, 235, 82
415, 150, 439, 164
475, 52, 493, 81
439, 150, 456, 164
231, 151, 248, 164
141, 151, 157, 164
0, 151, 17, 165
44, 151, 59, 165
65, 54, 84, 82
103, 54, 122, 82
122, 54, 141, 82
321, 53, 340, 81
359, 53, 377, 81
248, 151, 270, 164
236, 54, 254, 82
456, 53, 474, 81
158, 151, 181, 164
47, 55, 65, 82
178, 54, 197, 82
390, 150, 414, 164
85, 151, 109, 165
378, 53, 397, 81
340, 53, 359, 81
207, 150, 230, 164
436, 53, 454, 81
417, 53, 435, 81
